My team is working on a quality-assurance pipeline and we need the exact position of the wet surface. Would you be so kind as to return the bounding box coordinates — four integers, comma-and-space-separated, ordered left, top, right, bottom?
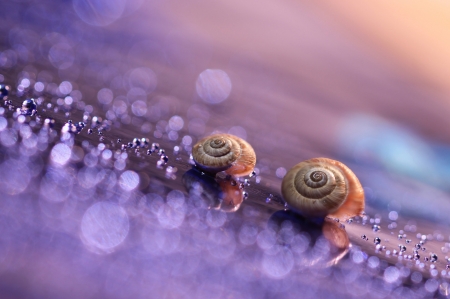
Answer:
1, 0, 450, 298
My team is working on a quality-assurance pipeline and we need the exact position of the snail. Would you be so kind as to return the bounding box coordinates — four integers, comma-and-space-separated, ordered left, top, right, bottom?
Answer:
281, 158, 364, 220
192, 133, 256, 177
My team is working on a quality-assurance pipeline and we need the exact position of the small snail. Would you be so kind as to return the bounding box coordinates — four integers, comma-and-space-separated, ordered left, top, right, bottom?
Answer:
281, 158, 364, 220
192, 133, 256, 177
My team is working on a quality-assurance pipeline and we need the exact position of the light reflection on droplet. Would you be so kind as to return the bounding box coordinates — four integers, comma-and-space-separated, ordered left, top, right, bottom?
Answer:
119, 170, 140, 191
262, 246, 294, 278
384, 266, 400, 283
40, 167, 74, 202
168, 115, 184, 131
196, 69, 232, 104
0, 159, 30, 195
425, 278, 439, 293
81, 202, 129, 252
50, 143, 72, 165
411, 271, 422, 284
131, 100, 147, 116
1, 129, 18, 147
97, 88, 114, 105
58, 81, 72, 95
275, 167, 287, 178
157, 190, 187, 229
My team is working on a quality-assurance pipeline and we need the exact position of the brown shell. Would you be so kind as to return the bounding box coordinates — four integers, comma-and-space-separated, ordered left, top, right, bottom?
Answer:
281, 158, 364, 220
192, 133, 256, 177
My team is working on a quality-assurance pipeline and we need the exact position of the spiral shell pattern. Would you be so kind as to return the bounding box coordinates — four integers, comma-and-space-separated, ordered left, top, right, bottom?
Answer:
281, 158, 364, 219
192, 133, 256, 177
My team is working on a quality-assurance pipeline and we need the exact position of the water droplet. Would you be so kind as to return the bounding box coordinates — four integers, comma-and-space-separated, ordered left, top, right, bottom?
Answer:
87, 129, 93, 134
399, 245, 406, 252
132, 137, 141, 148
372, 224, 380, 232
61, 121, 78, 134
91, 116, 102, 127
374, 237, 381, 244
0, 84, 9, 98
430, 253, 438, 263
140, 138, 149, 147
160, 155, 168, 163
21, 98, 37, 115
50, 143, 72, 165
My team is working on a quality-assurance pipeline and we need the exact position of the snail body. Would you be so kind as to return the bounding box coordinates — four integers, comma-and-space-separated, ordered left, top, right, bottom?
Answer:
182, 169, 243, 212
192, 133, 256, 177
281, 158, 364, 220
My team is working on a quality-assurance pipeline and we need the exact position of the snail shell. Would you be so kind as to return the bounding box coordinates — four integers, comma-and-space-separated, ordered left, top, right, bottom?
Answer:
192, 133, 256, 177
281, 158, 364, 220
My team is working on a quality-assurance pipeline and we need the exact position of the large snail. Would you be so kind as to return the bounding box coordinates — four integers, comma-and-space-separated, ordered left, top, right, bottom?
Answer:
281, 158, 364, 220
192, 133, 256, 177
